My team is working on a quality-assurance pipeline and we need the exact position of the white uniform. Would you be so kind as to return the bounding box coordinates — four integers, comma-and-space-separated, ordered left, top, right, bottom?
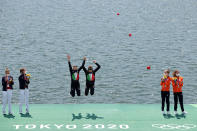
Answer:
2, 76, 13, 114
19, 88, 29, 113
18, 74, 30, 114
2, 90, 13, 114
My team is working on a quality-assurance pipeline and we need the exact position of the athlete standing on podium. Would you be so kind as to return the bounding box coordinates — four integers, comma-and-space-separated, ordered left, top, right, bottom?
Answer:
2, 68, 14, 115
19, 68, 30, 114
160, 69, 171, 115
172, 70, 187, 115
67, 55, 86, 97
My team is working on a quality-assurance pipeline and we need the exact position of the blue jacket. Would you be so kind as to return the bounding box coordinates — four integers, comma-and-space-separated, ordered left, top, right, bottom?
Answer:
18, 74, 30, 89
2, 76, 14, 91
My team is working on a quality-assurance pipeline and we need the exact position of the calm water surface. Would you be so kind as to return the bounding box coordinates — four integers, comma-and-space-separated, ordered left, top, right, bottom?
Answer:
0, 0, 197, 104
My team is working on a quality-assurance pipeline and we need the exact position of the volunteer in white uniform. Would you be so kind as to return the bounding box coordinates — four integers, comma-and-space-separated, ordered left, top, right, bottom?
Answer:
2, 68, 14, 115
18, 68, 30, 114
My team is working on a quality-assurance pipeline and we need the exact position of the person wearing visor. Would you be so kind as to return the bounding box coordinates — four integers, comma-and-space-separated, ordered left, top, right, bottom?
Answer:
171, 70, 187, 115
83, 60, 101, 96
2, 68, 14, 115
67, 55, 86, 97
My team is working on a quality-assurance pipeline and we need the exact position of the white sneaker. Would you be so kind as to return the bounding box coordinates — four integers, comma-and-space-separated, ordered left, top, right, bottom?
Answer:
182, 111, 188, 114
174, 111, 178, 115
162, 111, 166, 115
167, 111, 171, 115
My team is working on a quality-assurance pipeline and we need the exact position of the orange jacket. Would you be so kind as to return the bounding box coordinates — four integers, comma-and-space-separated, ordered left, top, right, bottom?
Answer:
171, 76, 183, 92
160, 76, 171, 91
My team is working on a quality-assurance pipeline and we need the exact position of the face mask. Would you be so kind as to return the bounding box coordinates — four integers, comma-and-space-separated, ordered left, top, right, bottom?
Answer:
176, 74, 180, 76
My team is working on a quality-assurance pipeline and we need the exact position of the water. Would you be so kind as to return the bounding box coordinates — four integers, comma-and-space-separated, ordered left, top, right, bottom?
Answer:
0, 0, 197, 104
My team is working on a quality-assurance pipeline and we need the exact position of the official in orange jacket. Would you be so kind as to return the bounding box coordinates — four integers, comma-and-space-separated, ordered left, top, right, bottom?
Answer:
160, 69, 171, 114
171, 70, 187, 114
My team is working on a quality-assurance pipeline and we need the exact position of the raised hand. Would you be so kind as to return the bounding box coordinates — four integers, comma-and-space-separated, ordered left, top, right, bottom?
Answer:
83, 56, 86, 61
67, 55, 71, 61
93, 60, 96, 63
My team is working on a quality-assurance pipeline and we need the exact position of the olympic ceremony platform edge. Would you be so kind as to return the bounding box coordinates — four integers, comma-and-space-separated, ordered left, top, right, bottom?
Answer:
0, 104, 197, 131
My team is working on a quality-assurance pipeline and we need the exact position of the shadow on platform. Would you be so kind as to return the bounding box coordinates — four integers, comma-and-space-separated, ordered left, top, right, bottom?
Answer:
20, 113, 32, 118
3, 114, 15, 119
163, 114, 186, 119
72, 113, 104, 121
175, 114, 186, 119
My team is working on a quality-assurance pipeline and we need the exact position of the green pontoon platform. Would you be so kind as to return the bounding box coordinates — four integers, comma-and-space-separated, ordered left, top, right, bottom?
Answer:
0, 104, 197, 131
